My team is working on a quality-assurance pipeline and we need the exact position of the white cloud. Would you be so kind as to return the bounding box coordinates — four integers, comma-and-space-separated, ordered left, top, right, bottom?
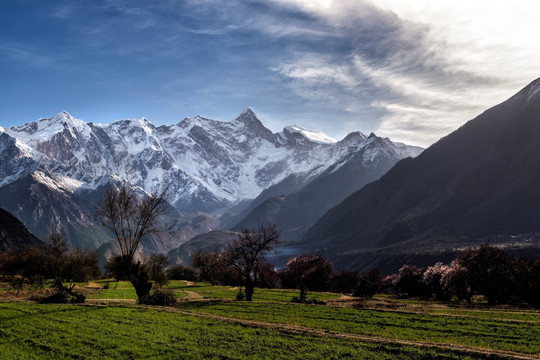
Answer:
270, 0, 540, 146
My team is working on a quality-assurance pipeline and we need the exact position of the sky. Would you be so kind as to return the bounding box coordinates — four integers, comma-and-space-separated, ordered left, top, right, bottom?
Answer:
1, 0, 539, 147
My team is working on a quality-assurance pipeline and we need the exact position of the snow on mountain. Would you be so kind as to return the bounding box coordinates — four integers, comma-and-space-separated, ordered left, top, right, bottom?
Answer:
281, 125, 337, 144
0, 132, 40, 188
2, 108, 423, 213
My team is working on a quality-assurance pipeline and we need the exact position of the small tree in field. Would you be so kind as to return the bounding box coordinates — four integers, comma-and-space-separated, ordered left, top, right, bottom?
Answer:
395, 265, 430, 297
441, 260, 472, 303
191, 249, 225, 286
331, 270, 360, 294
63, 248, 101, 282
456, 243, 516, 304
97, 186, 170, 301
284, 254, 333, 299
145, 253, 169, 286
45, 233, 86, 303
166, 264, 200, 282
423, 262, 451, 300
224, 224, 279, 301
516, 257, 540, 308
104, 256, 130, 281
0, 247, 47, 294
354, 268, 382, 298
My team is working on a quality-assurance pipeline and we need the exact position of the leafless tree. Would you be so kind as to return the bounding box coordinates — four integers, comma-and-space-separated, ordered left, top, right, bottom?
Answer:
97, 186, 170, 300
45, 232, 85, 303
97, 186, 170, 260
224, 224, 279, 301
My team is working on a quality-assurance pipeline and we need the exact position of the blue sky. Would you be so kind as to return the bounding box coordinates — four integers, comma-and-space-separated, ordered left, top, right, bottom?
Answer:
1, 0, 540, 146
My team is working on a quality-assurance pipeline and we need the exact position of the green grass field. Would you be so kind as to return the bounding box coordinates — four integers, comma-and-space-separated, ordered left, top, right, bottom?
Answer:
0, 301, 512, 360
177, 301, 540, 355
85, 280, 338, 302
1, 280, 539, 359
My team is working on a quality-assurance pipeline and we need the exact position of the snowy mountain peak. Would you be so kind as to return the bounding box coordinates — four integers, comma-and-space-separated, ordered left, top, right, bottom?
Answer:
283, 125, 336, 144
7, 110, 90, 145
177, 115, 223, 133
237, 107, 256, 119
235, 107, 262, 125
339, 131, 367, 145
53, 110, 71, 119
52, 110, 88, 133
233, 108, 275, 141
1, 109, 423, 214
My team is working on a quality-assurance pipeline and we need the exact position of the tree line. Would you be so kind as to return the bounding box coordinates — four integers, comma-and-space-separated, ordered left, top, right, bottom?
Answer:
175, 242, 539, 307
0, 232, 101, 302
1, 185, 538, 308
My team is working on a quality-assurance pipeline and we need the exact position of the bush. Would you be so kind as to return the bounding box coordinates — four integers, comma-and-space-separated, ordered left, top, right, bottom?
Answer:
256, 260, 278, 289
440, 260, 472, 303
515, 257, 540, 308
331, 270, 360, 294
395, 265, 430, 297
38, 292, 70, 304
380, 274, 399, 294
456, 243, 517, 304
139, 288, 177, 306
354, 268, 381, 298
62, 248, 101, 282
0, 247, 48, 290
104, 255, 131, 281
423, 262, 451, 300
144, 253, 169, 286
191, 249, 226, 286
281, 254, 333, 298
166, 264, 200, 282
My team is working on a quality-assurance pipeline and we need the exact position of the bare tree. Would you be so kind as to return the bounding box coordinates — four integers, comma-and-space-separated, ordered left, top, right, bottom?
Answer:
97, 186, 170, 300
45, 233, 86, 303
224, 224, 279, 301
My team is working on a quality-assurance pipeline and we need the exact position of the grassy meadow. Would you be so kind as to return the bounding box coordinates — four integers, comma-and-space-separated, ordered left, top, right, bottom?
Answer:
0, 280, 539, 359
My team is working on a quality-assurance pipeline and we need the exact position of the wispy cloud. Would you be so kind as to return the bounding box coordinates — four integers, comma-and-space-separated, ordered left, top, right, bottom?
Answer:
264, 0, 540, 145
3, 0, 540, 146
0, 40, 63, 68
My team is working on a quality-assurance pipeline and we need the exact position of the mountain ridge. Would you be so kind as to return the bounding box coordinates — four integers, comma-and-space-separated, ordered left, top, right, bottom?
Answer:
0, 108, 421, 253
300, 77, 540, 271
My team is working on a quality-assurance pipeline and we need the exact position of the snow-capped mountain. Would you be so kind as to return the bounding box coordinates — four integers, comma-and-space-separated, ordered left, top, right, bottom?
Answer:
4, 108, 421, 211
0, 108, 422, 250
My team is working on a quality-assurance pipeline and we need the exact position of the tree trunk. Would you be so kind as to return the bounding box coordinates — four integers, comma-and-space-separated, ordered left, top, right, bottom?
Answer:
300, 287, 307, 300
128, 261, 152, 300
245, 279, 254, 301
131, 275, 152, 299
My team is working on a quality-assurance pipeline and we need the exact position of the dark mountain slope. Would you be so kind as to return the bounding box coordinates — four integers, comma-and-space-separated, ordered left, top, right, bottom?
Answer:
167, 230, 237, 265
0, 207, 43, 251
303, 79, 540, 253
0, 171, 111, 249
